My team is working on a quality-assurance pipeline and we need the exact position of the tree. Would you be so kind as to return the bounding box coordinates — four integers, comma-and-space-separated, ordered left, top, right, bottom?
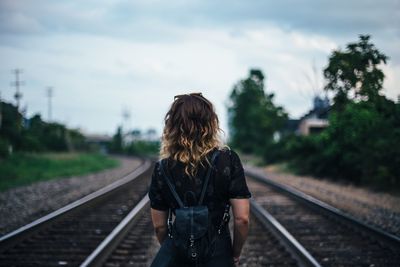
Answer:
324, 35, 388, 110
0, 101, 23, 152
0, 101, 87, 155
285, 35, 400, 189
109, 126, 123, 153
228, 69, 287, 155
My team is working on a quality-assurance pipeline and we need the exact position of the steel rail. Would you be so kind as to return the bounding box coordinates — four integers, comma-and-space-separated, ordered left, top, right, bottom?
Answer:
250, 200, 321, 267
83, 191, 319, 267
245, 167, 400, 248
0, 159, 152, 251
81, 195, 150, 267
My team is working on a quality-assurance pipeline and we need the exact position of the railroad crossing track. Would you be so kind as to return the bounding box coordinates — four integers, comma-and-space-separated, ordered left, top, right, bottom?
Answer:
1, 161, 399, 266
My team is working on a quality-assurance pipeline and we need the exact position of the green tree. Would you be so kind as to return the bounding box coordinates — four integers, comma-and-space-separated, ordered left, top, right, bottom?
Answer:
0, 101, 87, 155
324, 35, 388, 110
228, 69, 287, 155
0, 101, 23, 153
318, 99, 400, 187
109, 126, 123, 153
286, 35, 400, 189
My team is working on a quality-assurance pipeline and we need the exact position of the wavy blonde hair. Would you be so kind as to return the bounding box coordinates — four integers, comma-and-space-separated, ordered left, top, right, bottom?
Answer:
160, 93, 223, 177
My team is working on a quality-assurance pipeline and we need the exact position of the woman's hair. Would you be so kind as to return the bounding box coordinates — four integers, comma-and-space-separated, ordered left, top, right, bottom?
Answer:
160, 93, 223, 177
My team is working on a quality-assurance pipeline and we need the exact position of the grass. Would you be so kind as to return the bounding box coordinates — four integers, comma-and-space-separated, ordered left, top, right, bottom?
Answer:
0, 152, 120, 192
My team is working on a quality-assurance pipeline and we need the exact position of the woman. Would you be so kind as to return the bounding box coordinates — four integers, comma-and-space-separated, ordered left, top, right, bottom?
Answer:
149, 93, 251, 266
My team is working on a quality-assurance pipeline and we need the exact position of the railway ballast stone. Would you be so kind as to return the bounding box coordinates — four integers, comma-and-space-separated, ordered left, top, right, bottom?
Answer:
0, 156, 142, 236
245, 164, 400, 238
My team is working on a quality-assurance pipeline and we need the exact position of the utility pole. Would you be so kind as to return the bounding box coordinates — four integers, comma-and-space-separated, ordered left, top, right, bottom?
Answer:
46, 87, 53, 122
121, 107, 131, 145
11, 69, 24, 111
122, 107, 131, 131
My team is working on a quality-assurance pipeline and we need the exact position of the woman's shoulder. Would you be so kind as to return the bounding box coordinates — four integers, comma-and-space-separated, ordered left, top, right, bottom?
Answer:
216, 146, 241, 163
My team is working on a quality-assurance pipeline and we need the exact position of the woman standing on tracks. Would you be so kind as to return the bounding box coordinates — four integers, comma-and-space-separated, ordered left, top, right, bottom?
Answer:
149, 93, 251, 267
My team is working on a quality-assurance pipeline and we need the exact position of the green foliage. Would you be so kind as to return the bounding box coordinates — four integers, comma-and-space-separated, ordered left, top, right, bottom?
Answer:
0, 102, 23, 151
125, 140, 160, 157
228, 69, 287, 155
108, 126, 160, 157
281, 35, 400, 189
0, 102, 87, 156
0, 152, 119, 191
66, 128, 87, 151
286, 99, 400, 188
109, 126, 123, 153
0, 137, 11, 157
264, 134, 304, 165
326, 100, 400, 186
324, 35, 388, 110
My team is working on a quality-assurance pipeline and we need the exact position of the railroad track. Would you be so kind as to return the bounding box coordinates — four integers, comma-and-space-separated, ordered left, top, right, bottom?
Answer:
73, 177, 320, 266
245, 168, 400, 266
81, 195, 156, 267
81, 197, 303, 267
100, 169, 400, 267
238, 212, 300, 266
2, 160, 399, 266
0, 160, 153, 267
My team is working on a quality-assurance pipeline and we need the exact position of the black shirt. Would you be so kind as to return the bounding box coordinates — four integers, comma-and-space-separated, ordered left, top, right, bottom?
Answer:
148, 148, 251, 226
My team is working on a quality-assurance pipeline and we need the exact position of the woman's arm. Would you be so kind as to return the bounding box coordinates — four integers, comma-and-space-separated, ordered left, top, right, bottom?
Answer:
230, 198, 250, 263
150, 208, 168, 244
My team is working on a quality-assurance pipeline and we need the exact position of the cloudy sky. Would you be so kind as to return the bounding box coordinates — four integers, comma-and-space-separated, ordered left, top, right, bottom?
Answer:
1, 0, 399, 137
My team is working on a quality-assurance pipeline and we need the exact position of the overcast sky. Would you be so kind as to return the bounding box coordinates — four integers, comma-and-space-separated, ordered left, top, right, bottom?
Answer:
1, 0, 399, 137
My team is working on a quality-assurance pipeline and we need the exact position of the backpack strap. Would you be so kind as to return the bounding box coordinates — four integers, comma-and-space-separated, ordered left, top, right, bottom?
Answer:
159, 159, 185, 208
159, 149, 220, 208
198, 149, 220, 205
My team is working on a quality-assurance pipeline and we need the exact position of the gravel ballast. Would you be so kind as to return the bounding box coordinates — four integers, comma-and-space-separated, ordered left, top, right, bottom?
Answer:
245, 164, 400, 238
0, 156, 142, 236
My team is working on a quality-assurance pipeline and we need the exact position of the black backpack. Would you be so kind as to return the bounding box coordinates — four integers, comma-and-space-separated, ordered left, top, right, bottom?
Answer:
158, 150, 230, 264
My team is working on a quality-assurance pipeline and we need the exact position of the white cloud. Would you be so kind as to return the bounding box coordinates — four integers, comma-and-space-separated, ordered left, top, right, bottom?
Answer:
1, 1, 399, 136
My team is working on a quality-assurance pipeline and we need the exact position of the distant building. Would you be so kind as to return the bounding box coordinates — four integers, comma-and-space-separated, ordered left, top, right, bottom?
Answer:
298, 96, 330, 136
84, 133, 112, 153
